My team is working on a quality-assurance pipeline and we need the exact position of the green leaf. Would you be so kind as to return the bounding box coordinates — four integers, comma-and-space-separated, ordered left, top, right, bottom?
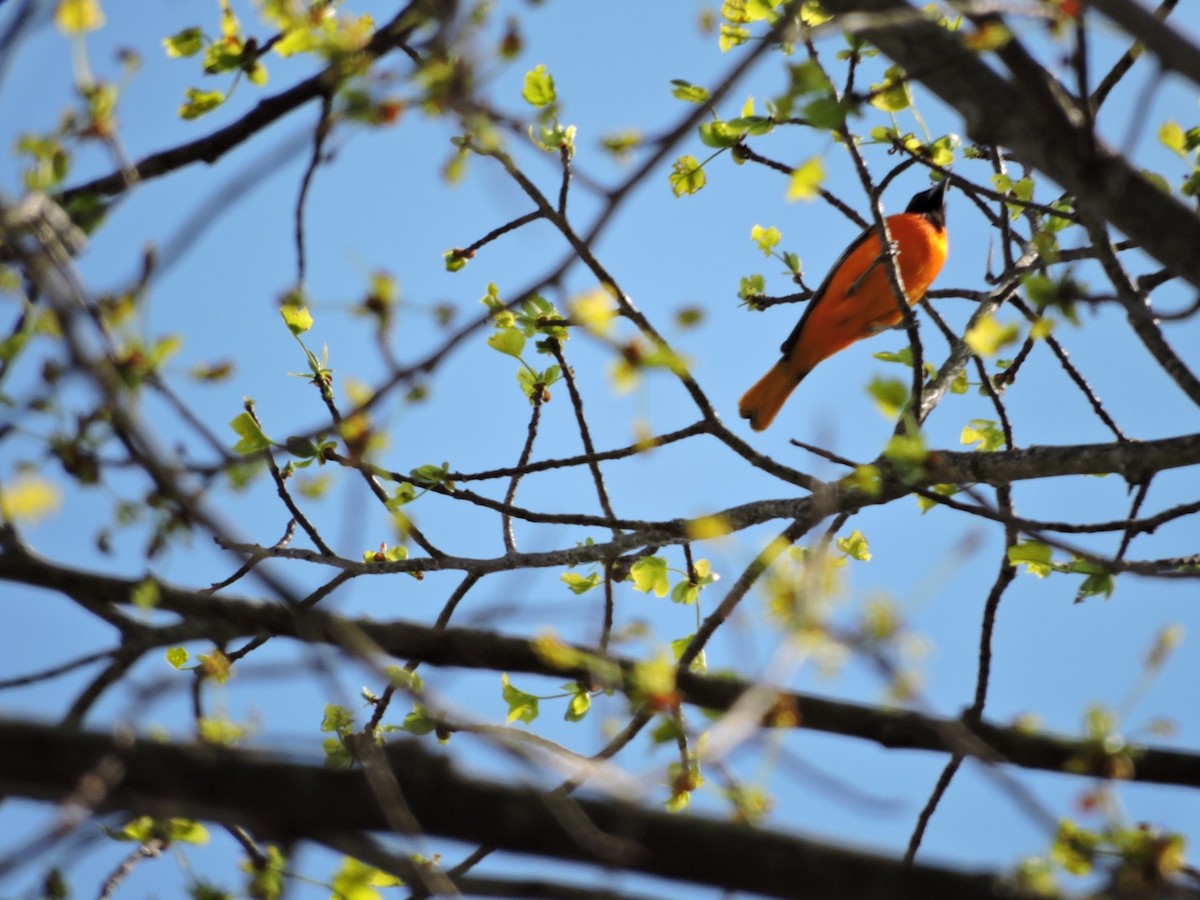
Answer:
521, 64, 556, 108
132, 578, 160, 610
1051, 820, 1098, 876
670, 79, 710, 103
241, 845, 286, 900
487, 327, 526, 358
738, 274, 765, 301
786, 157, 824, 201
750, 224, 781, 257
410, 462, 453, 490
1068, 560, 1115, 597
163, 27, 204, 58
726, 114, 774, 135
800, 1, 832, 25
873, 347, 916, 366
166, 646, 189, 669
386, 482, 417, 508
929, 134, 958, 167
400, 704, 437, 737
330, 857, 403, 900
115, 816, 209, 845
744, 0, 782, 22
836, 529, 871, 561
802, 97, 845, 130
992, 173, 1035, 219
600, 129, 642, 159
869, 66, 911, 112
699, 119, 742, 148
245, 61, 268, 86
1031, 229, 1060, 264
203, 38, 244, 75
501, 673, 539, 724
789, 60, 833, 95
883, 431, 927, 469
916, 483, 958, 513
669, 155, 706, 196
179, 87, 225, 120
56, 0, 105, 34
719, 24, 749, 52
963, 20, 1012, 50
165, 819, 209, 845
530, 122, 576, 152
629, 555, 671, 597
229, 412, 271, 454
1159, 120, 1187, 156
960, 418, 1005, 452
671, 581, 699, 605
565, 685, 591, 722
197, 650, 232, 684
964, 314, 1020, 356
1008, 541, 1053, 577
561, 571, 602, 594
322, 736, 354, 769
320, 703, 355, 736
867, 376, 908, 418
443, 249, 469, 272
280, 304, 312, 336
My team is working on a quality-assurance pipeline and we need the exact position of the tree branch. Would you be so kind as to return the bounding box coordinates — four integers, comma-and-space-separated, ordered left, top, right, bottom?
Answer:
3, 541, 1198, 791
0, 717, 1035, 900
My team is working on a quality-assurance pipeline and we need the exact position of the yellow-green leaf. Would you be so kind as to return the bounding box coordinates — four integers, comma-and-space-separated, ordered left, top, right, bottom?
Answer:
521, 64, 556, 108
629, 555, 670, 597
280, 304, 312, 336
719, 24, 749, 52
131, 578, 160, 610
331, 857, 403, 900
229, 411, 271, 455
867, 376, 908, 418
569, 287, 619, 335
501, 673, 539, 724
1008, 541, 1053, 577
163, 27, 204, 58
869, 66, 911, 112
56, 0, 104, 34
787, 157, 824, 201
669, 155, 706, 196
198, 649, 232, 684
961, 418, 1005, 452
561, 571, 602, 595
0, 474, 61, 524
965, 314, 1019, 356
178, 87, 225, 120
836, 529, 871, 561
166, 646, 189, 669
750, 224, 781, 257
670, 79, 711, 103
1159, 120, 1186, 156
487, 327, 526, 358
963, 20, 1012, 51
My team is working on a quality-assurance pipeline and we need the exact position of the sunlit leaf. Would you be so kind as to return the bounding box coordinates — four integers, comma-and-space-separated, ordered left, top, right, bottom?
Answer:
787, 157, 824, 201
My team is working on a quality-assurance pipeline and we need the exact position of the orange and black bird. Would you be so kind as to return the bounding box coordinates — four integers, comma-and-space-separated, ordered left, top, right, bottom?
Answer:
738, 179, 949, 431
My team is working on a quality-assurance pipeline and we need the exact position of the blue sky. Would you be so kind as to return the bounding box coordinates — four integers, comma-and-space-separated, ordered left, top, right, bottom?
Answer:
2, 1, 1199, 897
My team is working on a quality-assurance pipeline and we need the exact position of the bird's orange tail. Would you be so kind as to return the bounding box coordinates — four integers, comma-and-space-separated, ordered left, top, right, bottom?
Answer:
738, 360, 806, 431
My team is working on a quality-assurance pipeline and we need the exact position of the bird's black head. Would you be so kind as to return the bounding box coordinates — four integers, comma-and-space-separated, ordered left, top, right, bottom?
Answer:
905, 178, 949, 229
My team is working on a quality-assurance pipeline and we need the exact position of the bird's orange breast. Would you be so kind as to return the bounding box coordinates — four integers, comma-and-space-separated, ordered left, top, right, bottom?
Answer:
787, 212, 948, 374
